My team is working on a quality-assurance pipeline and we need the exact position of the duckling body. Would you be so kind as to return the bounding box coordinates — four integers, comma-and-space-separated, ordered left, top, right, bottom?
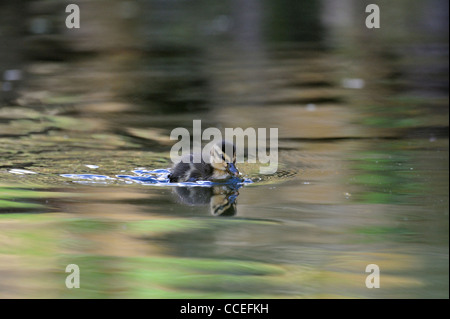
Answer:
169, 154, 214, 182
169, 140, 239, 183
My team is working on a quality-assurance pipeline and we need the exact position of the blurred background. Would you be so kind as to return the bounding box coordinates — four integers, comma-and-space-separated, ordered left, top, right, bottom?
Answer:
0, 0, 448, 298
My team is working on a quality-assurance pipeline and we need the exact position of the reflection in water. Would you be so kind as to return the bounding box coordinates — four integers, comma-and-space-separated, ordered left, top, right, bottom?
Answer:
173, 185, 239, 217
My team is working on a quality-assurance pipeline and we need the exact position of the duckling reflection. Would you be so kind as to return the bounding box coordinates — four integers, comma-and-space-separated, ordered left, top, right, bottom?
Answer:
172, 185, 239, 216
169, 140, 239, 182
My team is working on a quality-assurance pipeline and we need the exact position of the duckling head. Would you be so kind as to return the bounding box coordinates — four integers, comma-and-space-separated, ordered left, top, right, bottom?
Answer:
209, 141, 240, 178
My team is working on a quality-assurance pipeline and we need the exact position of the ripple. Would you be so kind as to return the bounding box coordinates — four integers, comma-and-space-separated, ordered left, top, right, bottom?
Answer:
8, 169, 38, 175
60, 174, 115, 180
60, 169, 253, 188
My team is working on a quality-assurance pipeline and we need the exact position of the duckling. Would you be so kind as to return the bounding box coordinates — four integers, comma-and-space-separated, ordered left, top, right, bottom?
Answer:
172, 185, 239, 216
169, 140, 240, 183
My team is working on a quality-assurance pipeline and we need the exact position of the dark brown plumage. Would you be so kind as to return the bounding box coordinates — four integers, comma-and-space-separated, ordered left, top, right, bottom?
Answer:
169, 140, 239, 182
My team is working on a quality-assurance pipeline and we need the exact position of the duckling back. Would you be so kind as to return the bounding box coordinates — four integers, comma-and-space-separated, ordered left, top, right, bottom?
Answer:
169, 154, 213, 183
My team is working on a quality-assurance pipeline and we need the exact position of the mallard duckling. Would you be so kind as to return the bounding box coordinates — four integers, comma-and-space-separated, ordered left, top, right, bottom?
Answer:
169, 140, 240, 183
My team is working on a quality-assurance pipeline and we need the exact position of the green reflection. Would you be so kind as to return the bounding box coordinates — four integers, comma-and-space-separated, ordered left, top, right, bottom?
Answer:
349, 147, 422, 205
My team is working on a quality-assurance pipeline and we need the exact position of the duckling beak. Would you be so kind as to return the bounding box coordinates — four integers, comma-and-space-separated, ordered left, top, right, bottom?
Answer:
226, 163, 239, 176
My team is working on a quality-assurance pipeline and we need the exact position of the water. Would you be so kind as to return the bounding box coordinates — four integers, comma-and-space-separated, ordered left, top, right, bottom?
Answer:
0, 0, 448, 298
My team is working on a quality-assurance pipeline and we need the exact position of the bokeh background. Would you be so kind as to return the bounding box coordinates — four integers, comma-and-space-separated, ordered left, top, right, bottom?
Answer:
0, 0, 448, 298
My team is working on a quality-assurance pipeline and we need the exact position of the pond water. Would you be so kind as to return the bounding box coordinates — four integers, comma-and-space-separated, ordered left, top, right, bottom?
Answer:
0, 0, 448, 298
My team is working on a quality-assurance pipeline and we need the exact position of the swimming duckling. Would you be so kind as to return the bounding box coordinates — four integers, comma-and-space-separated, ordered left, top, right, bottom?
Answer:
169, 140, 240, 183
